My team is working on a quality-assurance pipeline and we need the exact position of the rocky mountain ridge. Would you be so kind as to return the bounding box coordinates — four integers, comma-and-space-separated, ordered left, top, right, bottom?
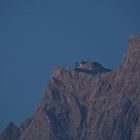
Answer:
0, 35, 140, 140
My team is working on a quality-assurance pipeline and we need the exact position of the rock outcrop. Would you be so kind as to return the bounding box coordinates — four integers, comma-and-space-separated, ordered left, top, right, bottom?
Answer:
1, 35, 140, 140
74, 60, 111, 74
0, 122, 19, 140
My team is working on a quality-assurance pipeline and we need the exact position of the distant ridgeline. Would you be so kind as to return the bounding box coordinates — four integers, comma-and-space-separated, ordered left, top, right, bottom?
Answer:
74, 60, 111, 74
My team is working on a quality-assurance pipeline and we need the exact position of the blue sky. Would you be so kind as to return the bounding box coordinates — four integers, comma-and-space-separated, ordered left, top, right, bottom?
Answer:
0, 0, 140, 132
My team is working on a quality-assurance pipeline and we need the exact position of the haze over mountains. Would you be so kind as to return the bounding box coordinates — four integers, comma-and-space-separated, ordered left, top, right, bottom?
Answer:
1, 35, 140, 140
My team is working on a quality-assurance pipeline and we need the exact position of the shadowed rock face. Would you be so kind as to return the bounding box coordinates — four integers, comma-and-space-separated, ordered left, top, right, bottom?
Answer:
0, 122, 19, 140
74, 60, 111, 75
1, 35, 140, 140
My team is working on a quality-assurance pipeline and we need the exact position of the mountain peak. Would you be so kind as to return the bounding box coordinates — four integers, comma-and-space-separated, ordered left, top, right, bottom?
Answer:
1, 35, 140, 140
0, 122, 19, 140
122, 35, 140, 67
128, 34, 140, 42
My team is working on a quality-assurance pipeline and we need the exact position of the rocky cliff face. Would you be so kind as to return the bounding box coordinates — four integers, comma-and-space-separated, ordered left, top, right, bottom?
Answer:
1, 35, 140, 140
0, 122, 19, 140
